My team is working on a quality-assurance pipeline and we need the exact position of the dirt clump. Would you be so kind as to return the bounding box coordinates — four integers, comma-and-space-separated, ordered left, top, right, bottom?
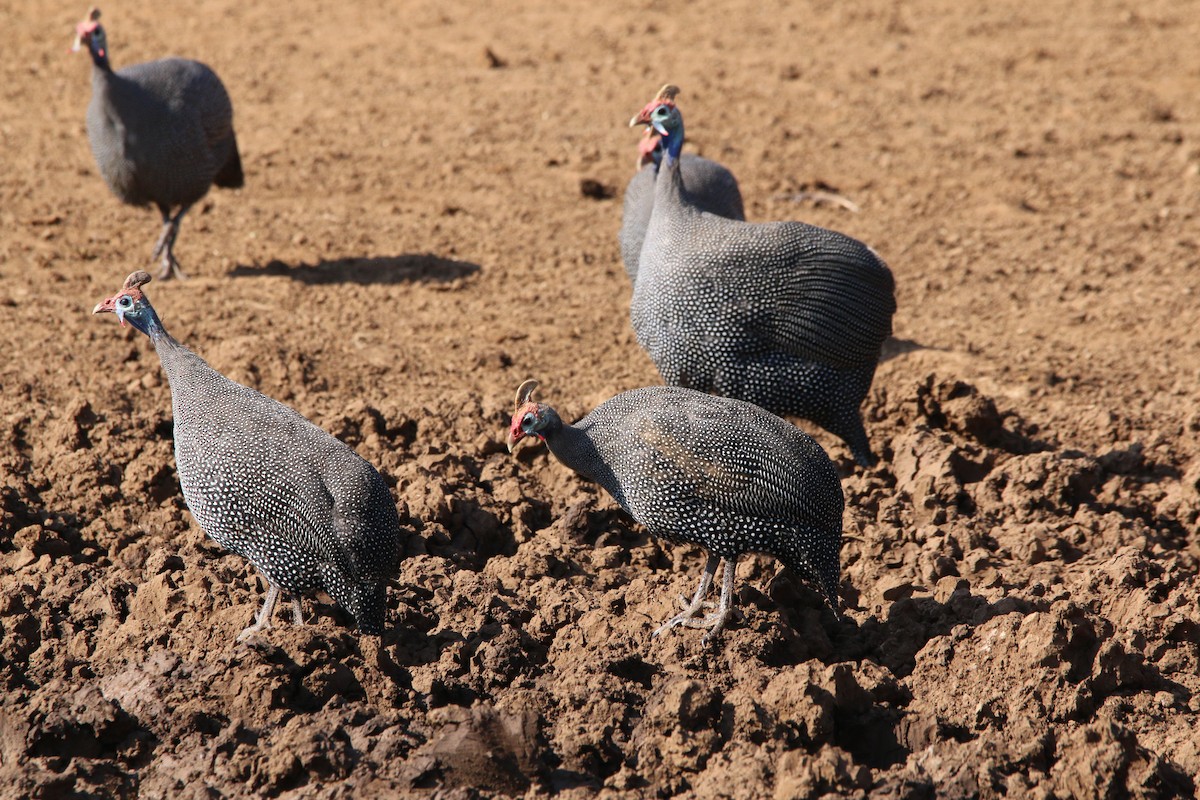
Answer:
2, 0, 1198, 797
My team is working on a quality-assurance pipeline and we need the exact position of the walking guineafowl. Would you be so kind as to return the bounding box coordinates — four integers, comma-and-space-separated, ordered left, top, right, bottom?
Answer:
619, 126, 744, 284
72, 7, 243, 280
506, 380, 842, 643
630, 85, 896, 467
93, 271, 402, 638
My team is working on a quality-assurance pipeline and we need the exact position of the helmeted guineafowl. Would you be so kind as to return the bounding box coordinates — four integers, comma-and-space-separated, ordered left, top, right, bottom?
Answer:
93, 271, 402, 639
72, 7, 243, 281
506, 380, 842, 643
630, 85, 896, 467
619, 126, 744, 284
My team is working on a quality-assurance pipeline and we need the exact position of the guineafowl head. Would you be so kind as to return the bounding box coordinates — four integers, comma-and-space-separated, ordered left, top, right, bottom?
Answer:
506, 380, 562, 452
70, 7, 108, 65
630, 84, 684, 162
93, 271, 164, 338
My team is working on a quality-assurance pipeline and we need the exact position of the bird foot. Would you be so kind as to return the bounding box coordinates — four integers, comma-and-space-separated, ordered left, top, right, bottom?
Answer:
236, 598, 304, 641
151, 219, 187, 280
676, 593, 716, 612
155, 252, 188, 281
235, 618, 271, 642
653, 600, 715, 639
683, 608, 736, 644
651, 610, 696, 640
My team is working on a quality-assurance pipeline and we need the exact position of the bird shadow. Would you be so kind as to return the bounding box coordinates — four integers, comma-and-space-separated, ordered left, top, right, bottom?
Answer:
229, 254, 481, 285
879, 335, 936, 364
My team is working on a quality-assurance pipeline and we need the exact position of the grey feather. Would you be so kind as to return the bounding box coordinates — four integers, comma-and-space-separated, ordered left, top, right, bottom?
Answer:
96, 276, 402, 636
631, 100, 896, 467
620, 153, 744, 283
79, 15, 242, 279
88, 57, 242, 210
512, 385, 843, 625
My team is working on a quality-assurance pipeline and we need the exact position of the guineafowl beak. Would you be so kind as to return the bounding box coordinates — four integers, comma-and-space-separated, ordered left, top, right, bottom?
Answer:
92, 295, 130, 327
630, 109, 668, 137
506, 429, 521, 453
71, 16, 100, 53
70, 27, 86, 52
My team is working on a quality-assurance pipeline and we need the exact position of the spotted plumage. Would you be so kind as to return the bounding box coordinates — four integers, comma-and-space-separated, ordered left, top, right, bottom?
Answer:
93, 272, 402, 638
507, 380, 842, 643
619, 129, 745, 283
630, 85, 896, 467
73, 7, 243, 280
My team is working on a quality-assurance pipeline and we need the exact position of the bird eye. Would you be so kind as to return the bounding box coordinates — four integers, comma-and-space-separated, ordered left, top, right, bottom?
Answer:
521, 412, 536, 430
118, 296, 133, 308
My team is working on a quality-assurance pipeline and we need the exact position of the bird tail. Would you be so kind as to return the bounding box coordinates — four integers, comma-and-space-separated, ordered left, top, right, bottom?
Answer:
777, 526, 842, 619
349, 582, 387, 636
316, 563, 387, 635
214, 138, 244, 189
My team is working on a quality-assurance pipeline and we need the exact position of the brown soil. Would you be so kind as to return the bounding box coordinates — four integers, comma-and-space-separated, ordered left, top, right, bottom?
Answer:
2, 0, 1199, 797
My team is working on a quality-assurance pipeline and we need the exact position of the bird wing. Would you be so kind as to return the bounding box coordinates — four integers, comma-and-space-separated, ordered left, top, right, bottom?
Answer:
121, 58, 235, 151
256, 475, 351, 571
321, 446, 400, 583
174, 382, 356, 577
732, 221, 896, 370
620, 395, 840, 529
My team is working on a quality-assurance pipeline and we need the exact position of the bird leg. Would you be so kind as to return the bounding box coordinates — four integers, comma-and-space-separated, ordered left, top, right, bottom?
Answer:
151, 207, 189, 281
236, 582, 280, 641
683, 558, 737, 644
652, 554, 720, 639
290, 597, 304, 626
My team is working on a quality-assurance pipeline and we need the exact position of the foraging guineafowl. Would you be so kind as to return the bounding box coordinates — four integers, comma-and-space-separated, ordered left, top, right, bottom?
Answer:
630, 85, 896, 467
93, 272, 402, 638
72, 8, 243, 280
619, 127, 744, 284
506, 380, 842, 643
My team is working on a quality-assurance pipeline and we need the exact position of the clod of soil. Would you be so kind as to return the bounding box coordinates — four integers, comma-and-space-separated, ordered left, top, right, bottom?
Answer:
1, 1, 1197, 797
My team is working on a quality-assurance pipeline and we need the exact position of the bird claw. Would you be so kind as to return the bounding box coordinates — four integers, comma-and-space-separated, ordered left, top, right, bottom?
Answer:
155, 253, 188, 281
693, 609, 737, 645
655, 558, 737, 644
653, 608, 735, 644
676, 593, 716, 613
653, 602, 712, 640
235, 619, 270, 642
236, 596, 303, 641
651, 612, 691, 639
151, 219, 187, 280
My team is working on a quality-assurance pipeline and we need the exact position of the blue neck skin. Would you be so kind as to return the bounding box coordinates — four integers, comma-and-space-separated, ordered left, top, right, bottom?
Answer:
125, 302, 168, 344
89, 34, 112, 72
658, 120, 685, 166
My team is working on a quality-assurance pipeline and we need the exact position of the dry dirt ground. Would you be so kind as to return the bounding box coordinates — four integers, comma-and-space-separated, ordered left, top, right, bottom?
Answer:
2, 0, 1199, 797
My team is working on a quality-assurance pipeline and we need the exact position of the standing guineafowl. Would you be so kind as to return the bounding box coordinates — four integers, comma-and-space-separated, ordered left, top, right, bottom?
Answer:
506, 380, 843, 643
72, 8, 243, 280
93, 272, 403, 638
619, 127, 744, 284
630, 85, 896, 467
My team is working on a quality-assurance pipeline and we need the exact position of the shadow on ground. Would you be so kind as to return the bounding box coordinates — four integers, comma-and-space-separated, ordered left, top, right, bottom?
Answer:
230, 255, 481, 285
